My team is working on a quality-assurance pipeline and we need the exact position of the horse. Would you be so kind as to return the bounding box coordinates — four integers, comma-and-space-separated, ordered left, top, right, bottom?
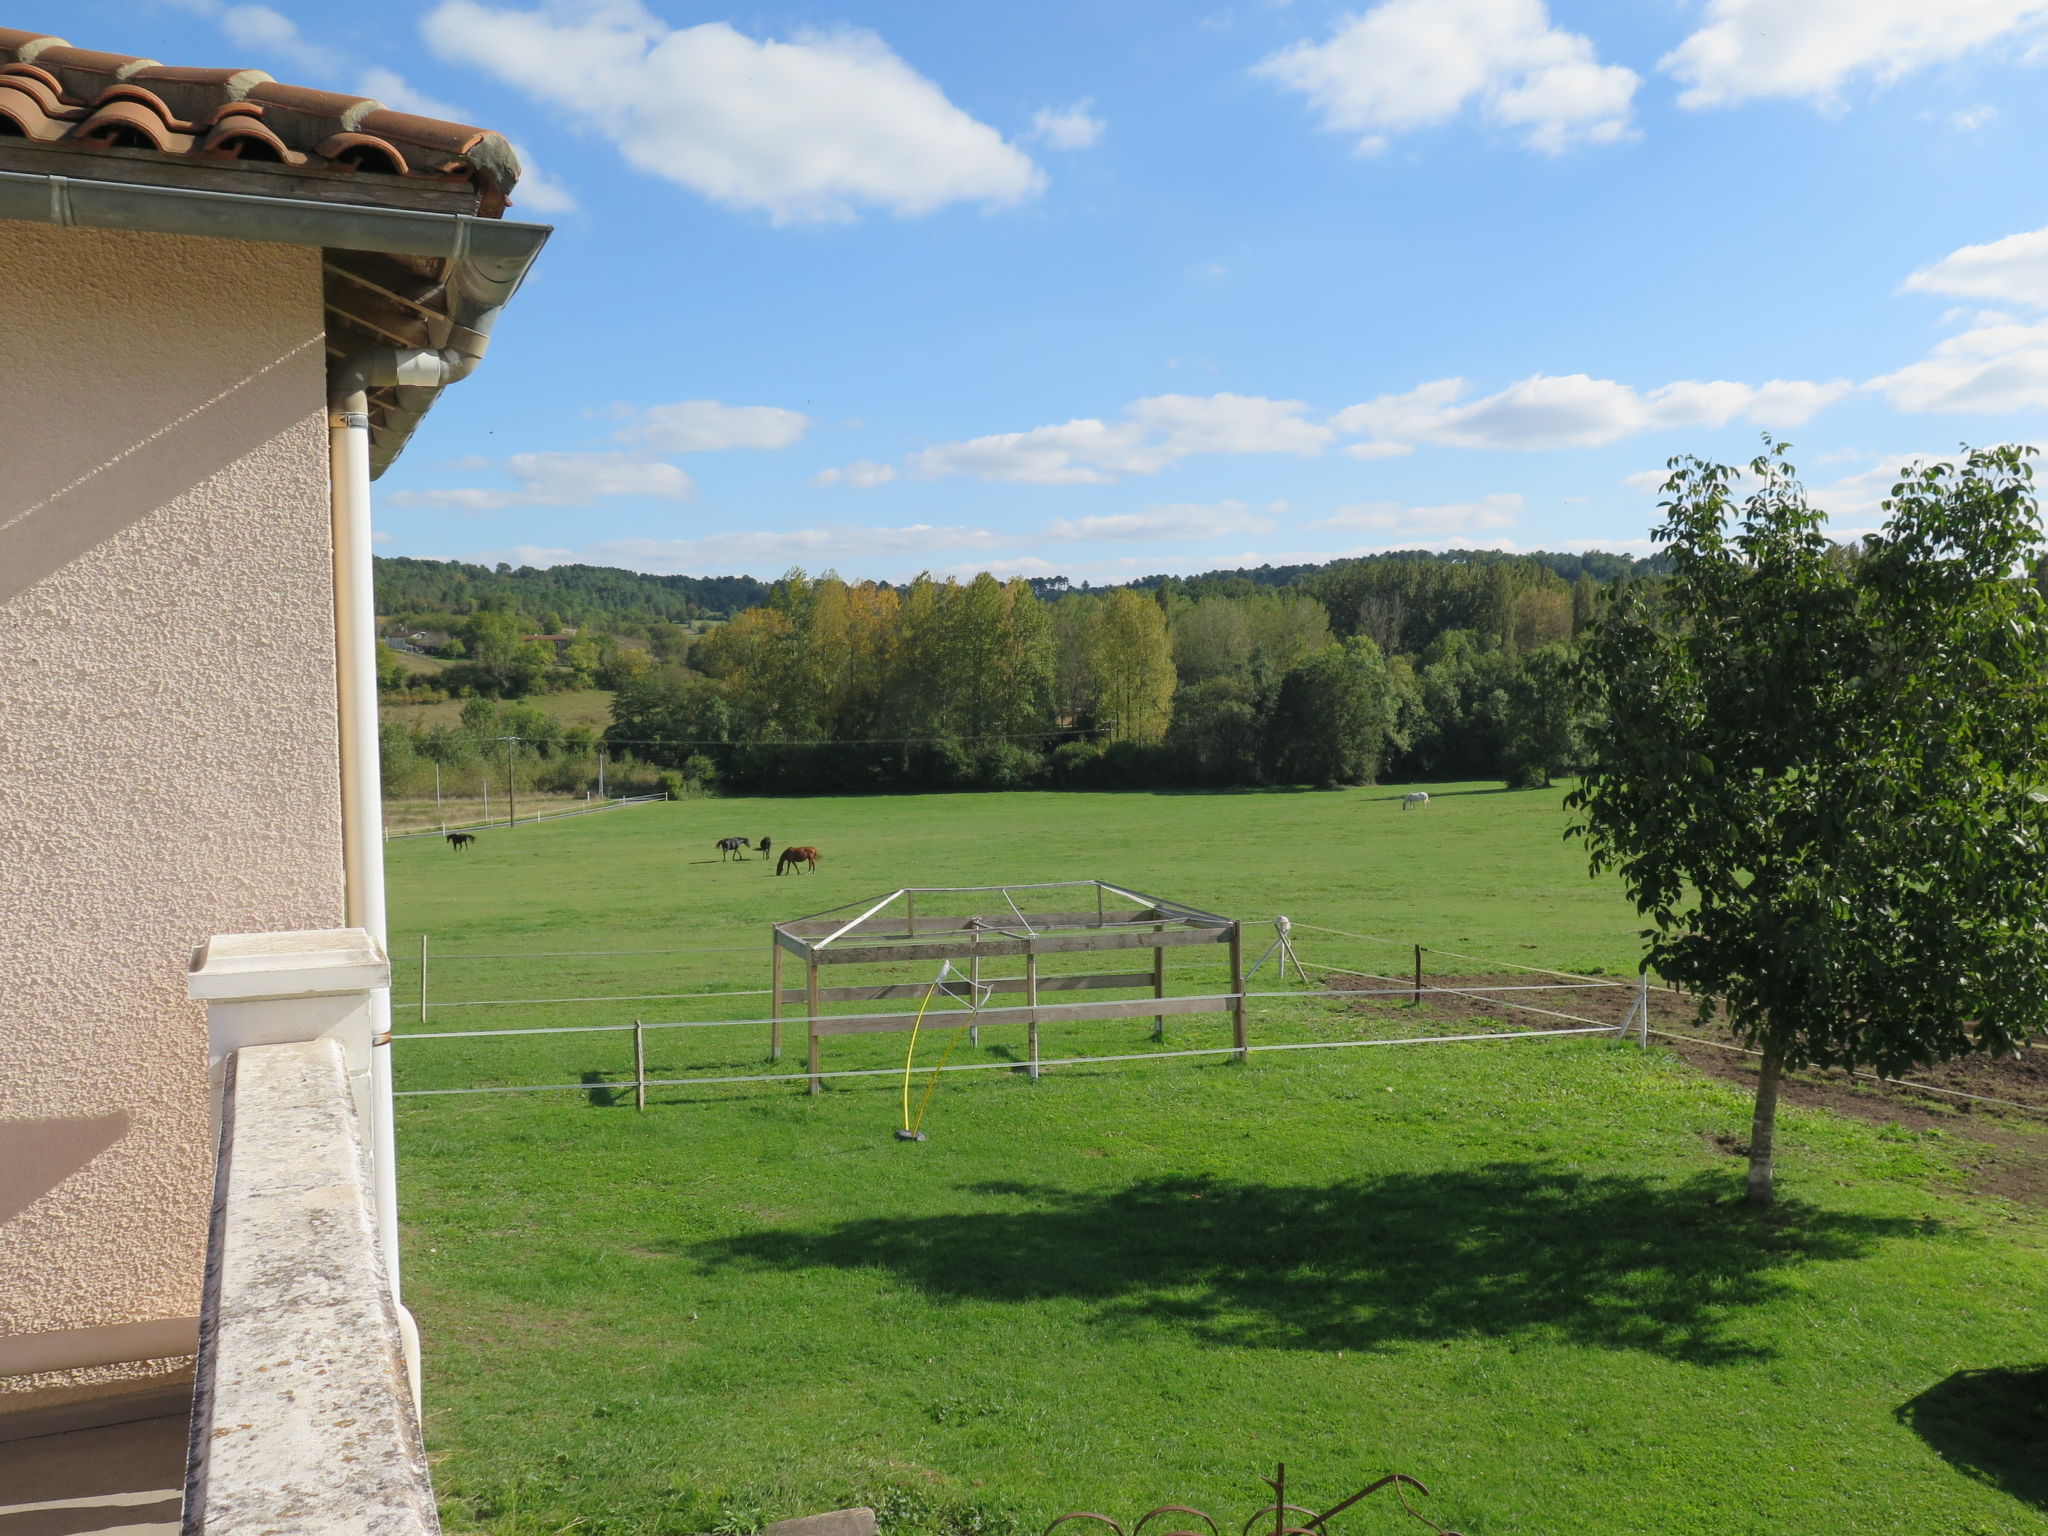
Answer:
716, 836, 750, 861
1402, 792, 1429, 811
757, 836, 772, 858
446, 831, 476, 851
776, 845, 819, 875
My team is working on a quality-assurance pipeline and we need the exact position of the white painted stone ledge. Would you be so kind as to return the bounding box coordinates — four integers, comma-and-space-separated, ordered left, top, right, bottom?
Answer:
183, 1038, 438, 1536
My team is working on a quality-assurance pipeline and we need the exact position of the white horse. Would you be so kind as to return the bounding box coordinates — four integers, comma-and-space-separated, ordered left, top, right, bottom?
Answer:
1401, 792, 1429, 811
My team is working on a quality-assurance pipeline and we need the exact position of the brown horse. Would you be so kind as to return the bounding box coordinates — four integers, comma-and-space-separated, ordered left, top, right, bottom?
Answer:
776, 845, 819, 875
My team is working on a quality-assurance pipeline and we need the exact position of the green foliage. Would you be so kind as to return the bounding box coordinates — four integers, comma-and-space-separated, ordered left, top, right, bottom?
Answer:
1571, 443, 2048, 1199
1085, 589, 1177, 744
1266, 637, 1400, 787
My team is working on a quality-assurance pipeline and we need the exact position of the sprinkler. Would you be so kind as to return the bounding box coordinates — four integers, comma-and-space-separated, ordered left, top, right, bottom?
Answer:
894, 1128, 927, 1142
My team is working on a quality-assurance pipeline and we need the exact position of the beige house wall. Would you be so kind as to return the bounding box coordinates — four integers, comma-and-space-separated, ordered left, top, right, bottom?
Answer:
0, 222, 346, 1412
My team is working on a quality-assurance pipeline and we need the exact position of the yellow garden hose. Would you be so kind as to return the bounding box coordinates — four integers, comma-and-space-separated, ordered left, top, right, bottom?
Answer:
897, 964, 980, 1141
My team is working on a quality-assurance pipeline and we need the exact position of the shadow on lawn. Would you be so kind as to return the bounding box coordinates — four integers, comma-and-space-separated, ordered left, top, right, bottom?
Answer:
1898, 1365, 2048, 1509
690, 1167, 1913, 1365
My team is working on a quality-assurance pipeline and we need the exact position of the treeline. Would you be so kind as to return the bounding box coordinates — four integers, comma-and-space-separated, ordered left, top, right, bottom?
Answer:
375, 556, 770, 629
593, 555, 1612, 794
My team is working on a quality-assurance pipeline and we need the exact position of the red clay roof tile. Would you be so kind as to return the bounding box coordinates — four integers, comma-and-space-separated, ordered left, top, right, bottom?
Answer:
0, 29, 521, 214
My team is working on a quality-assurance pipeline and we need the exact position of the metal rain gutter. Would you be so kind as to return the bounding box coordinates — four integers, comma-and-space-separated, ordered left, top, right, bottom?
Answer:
0, 167, 551, 475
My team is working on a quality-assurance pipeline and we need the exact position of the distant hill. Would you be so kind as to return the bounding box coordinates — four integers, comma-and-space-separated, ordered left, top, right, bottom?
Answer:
373, 557, 771, 625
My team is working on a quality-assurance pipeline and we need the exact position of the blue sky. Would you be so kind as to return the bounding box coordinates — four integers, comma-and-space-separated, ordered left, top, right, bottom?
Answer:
63, 0, 2048, 581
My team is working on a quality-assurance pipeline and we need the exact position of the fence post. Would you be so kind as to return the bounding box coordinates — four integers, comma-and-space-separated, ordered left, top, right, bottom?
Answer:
1151, 924, 1167, 1041
770, 939, 783, 1063
968, 936, 980, 1050
634, 1019, 646, 1112
1230, 921, 1248, 1064
806, 959, 823, 1096
1638, 971, 1651, 1049
1413, 945, 1423, 1005
1025, 946, 1040, 1081
418, 933, 428, 1024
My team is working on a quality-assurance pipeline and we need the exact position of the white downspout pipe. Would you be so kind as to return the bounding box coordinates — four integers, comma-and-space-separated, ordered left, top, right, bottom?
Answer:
329, 380, 419, 1405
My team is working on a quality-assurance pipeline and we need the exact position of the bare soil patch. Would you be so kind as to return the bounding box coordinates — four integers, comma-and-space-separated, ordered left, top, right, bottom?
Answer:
1326, 969, 2048, 1205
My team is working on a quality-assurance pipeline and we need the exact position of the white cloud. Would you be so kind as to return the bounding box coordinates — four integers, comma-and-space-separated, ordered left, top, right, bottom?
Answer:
218, 4, 340, 72
1903, 225, 2048, 308
1808, 455, 1950, 518
1341, 440, 1416, 460
1311, 493, 1523, 539
1030, 101, 1105, 150
1953, 104, 1999, 130
388, 451, 694, 509
1622, 468, 1672, 494
1867, 317, 2048, 413
548, 523, 1004, 574
909, 393, 1331, 484
421, 1, 1043, 222
1662, 0, 2048, 110
613, 400, 811, 452
356, 66, 578, 213
1254, 0, 1638, 155
1046, 501, 1277, 543
812, 461, 899, 488
1331, 371, 1849, 451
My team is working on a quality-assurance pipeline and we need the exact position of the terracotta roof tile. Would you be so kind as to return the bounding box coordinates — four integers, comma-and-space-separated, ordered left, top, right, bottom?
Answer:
0, 28, 520, 214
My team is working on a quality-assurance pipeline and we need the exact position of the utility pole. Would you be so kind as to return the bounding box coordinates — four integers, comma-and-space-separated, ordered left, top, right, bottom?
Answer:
501, 735, 517, 827
434, 760, 443, 833
598, 744, 607, 800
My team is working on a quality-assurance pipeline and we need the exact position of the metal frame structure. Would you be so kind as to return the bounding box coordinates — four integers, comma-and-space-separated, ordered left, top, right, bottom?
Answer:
770, 880, 1248, 1093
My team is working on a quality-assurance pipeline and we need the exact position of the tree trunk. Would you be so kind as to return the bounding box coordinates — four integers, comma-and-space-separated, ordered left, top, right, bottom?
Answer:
1746, 1049, 1783, 1208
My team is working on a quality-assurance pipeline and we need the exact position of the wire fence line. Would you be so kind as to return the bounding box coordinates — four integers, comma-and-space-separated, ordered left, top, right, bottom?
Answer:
1645, 1027, 2048, 1118
384, 793, 666, 842
393, 1021, 1622, 1099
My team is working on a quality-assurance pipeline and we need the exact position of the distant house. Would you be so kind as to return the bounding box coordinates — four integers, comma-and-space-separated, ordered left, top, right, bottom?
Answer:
524, 631, 581, 658
0, 22, 548, 1519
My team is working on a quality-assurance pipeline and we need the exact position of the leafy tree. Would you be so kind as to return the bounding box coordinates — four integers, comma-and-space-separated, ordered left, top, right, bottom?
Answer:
1266, 636, 1399, 787
1500, 642, 1585, 788
1570, 444, 2048, 1207
1165, 676, 1266, 783
1085, 589, 1177, 743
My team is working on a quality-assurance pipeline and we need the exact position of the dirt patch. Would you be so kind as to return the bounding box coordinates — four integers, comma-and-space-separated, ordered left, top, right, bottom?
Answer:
1325, 969, 2048, 1206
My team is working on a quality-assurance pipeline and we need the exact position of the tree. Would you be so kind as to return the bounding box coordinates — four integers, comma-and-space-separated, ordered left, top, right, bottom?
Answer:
1500, 642, 1585, 788
1085, 589, 1176, 743
1570, 444, 2048, 1207
1266, 636, 1399, 787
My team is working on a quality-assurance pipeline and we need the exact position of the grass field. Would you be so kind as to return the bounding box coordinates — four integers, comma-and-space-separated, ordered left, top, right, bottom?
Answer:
381, 686, 617, 732
386, 785, 2048, 1536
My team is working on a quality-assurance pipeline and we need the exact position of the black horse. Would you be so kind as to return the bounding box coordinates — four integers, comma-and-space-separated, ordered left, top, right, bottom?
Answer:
446, 832, 476, 852
716, 836, 750, 861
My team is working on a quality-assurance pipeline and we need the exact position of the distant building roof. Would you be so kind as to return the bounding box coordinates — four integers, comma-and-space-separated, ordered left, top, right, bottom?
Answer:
0, 29, 519, 214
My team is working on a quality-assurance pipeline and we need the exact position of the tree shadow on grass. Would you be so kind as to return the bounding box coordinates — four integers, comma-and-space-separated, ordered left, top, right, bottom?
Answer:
689, 1167, 1914, 1365
581, 1069, 622, 1108
1898, 1365, 2048, 1508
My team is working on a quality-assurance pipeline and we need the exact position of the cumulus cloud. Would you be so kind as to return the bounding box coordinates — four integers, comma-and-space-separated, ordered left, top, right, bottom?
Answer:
217, 3, 341, 72
1046, 501, 1278, 542
1867, 317, 2048, 414
1311, 493, 1523, 539
909, 393, 1332, 484
1662, 0, 2048, 110
812, 461, 899, 488
388, 451, 694, 510
612, 400, 811, 452
421, 0, 1042, 222
1902, 225, 2048, 308
544, 523, 1004, 574
1254, 0, 1638, 155
1030, 101, 1105, 149
1331, 372, 1849, 452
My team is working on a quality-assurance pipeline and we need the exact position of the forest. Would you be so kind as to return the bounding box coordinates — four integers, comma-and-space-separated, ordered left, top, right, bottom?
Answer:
377, 549, 1648, 797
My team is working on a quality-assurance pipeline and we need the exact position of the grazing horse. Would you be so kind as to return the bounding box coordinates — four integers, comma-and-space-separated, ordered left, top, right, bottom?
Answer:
1402, 792, 1429, 811
776, 845, 820, 875
757, 836, 772, 859
446, 831, 476, 851
716, 836, 750, 861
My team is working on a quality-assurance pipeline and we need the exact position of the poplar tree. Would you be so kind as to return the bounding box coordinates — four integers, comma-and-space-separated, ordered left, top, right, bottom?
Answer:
1085, 589, 1177, 743
1570, 444, 2048, 1206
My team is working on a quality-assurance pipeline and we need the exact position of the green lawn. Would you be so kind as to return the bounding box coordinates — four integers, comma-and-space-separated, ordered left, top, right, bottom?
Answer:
387, 786, 2048, 1536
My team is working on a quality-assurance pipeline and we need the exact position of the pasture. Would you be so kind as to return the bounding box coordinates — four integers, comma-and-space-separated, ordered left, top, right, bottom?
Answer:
385, 785, 2048, 1536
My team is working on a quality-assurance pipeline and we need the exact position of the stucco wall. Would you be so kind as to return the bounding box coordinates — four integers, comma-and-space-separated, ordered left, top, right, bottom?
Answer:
0, 221, 345, 1409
